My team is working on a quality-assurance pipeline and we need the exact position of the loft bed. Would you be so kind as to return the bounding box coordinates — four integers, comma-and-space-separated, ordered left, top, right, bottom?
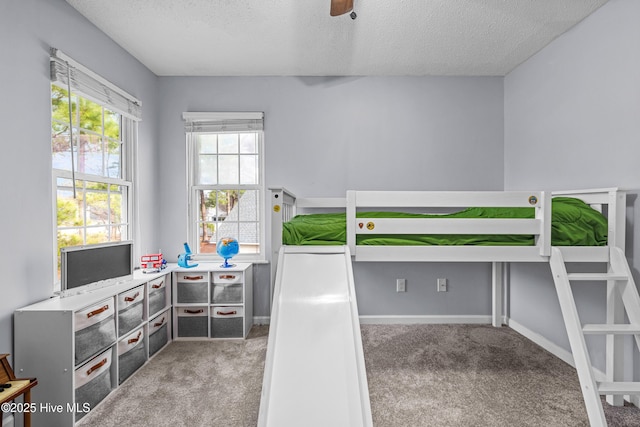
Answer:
270, 187, 625, 327
266, 187, 637, 427
271, 188, 624, 262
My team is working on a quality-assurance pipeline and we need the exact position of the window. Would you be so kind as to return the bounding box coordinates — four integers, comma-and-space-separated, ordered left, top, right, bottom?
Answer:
51, 49, 141, 288
184, 112, 265, 260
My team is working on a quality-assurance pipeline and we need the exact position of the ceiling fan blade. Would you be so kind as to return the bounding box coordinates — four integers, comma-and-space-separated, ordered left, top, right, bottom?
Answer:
330, 0, 354, 16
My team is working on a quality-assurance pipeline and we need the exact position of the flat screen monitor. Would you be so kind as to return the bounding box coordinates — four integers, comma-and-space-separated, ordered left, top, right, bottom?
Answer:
60, 241, 134, 294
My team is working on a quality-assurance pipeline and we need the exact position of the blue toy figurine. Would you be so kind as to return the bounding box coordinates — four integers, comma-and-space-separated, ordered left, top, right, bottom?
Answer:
178, 242, 198, 268
217, 237, 239, 268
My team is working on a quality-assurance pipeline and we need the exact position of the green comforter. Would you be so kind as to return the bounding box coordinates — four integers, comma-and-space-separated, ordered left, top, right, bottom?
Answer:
282, 197, 608, 247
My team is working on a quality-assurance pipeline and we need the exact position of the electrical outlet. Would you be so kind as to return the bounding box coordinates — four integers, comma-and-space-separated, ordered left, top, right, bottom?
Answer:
437, 278, 447, 292
396, 279, 406, 292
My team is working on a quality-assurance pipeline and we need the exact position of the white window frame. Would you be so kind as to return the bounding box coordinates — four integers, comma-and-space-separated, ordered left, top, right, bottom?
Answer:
51, 49, 140, 290
184, 112, 266, 262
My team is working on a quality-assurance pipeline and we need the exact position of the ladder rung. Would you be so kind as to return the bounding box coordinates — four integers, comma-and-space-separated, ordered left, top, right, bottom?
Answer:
567, 273, 628, 282
598, 382, 640, 395
583, 324, 640, 335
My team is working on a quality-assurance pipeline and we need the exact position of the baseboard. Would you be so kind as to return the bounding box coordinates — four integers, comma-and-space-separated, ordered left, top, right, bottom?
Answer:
254, 315, 500, 325
253, 316, 270, 325
358, 315, 495, 324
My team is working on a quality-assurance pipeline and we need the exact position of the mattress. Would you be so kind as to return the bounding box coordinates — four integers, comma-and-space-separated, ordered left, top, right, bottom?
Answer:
282, 197, 608, 247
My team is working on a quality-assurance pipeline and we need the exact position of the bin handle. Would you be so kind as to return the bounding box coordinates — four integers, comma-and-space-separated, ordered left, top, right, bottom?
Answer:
153, 317, 166, 327
183, 275, 204, 281
216, 310, 237, 316
152, 280, 164, 289
184, 309, 204, 314
86, 358, 108, 376
124, 292, 140, 302
219, 275, 236, 280
87, 304, 109, 318
128, 331, 142, 344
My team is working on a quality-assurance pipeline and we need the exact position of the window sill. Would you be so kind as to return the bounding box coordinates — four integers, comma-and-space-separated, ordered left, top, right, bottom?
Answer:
191, 256, 269, 265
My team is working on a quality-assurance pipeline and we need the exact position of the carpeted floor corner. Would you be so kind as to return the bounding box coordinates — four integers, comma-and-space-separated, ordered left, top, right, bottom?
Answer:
77, 324, 640, 426
362, 324, 587, 426
77, 326, 268, 427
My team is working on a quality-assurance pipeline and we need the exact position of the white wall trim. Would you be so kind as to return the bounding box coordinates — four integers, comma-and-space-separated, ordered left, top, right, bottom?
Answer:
254, 316, 270, 325
257, 314, 501, 326
358, 315, 497, 325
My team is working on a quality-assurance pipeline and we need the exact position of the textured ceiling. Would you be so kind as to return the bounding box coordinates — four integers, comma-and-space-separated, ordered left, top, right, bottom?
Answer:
65, 0, 608, 77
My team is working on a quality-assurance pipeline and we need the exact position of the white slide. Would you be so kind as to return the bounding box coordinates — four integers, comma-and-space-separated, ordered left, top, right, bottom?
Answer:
258, 246, 373, 427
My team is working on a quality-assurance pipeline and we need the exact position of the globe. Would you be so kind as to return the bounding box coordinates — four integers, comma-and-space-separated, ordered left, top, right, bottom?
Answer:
217, 237, 239, 268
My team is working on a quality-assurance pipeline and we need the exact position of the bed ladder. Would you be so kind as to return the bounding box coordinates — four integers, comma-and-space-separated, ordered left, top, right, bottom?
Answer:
550, 246, 640, 427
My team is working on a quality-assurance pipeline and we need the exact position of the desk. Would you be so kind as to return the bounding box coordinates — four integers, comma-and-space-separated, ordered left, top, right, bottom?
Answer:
0, 354, 37, 427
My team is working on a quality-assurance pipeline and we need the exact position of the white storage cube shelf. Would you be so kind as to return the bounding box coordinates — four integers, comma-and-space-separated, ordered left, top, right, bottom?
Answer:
13, 269, 172, 426
173, 263, 253, 340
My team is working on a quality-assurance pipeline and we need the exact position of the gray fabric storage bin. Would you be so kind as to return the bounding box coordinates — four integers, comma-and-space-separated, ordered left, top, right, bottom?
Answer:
75, 349, 112, 420
177, 307, 208, 337
118, 302, 143, 336
148, 286, 166, 316
149, 312, 169, 356
118, 286, 145, 336
75, 299, 116, 365
211, 307, 243, 338
211, 282, 242, 304
149, 324, 168, 356
177, 282, 207, 303
118, 329, 146, 384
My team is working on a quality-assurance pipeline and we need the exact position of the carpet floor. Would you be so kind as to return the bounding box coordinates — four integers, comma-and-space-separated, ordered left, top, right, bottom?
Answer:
77, 324, 640, 426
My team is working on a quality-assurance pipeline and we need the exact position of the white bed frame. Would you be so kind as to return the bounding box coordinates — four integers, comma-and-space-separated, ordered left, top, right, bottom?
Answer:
267, 187, 636, 426
270, 187, 625, 326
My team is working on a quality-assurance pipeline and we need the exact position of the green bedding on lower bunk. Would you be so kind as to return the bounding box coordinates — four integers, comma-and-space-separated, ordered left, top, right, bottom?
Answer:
282, 197, 608, 247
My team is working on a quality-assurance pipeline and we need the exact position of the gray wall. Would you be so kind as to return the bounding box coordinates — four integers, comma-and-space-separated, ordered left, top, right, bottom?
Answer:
0, 0, 160, 359
504, 0, 640, 374
157, 76, 505, 317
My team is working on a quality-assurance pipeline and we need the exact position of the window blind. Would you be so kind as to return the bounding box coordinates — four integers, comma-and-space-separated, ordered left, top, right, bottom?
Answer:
50, 48, 142, 121
182, 112, 264, 133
